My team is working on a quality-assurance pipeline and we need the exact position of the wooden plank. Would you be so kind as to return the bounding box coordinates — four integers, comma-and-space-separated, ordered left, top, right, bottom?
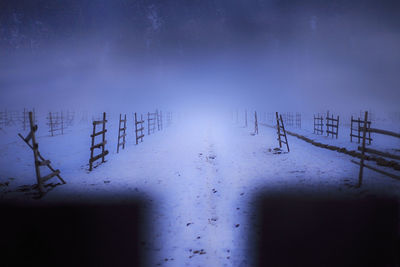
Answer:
41, 170, 60, 183
93, 120, 107, 125
326, 123, 338, 127
357, 146, 400, 161
90, 129, 107, 137
136, 127, 144, 132
118, 141, 126, 146
351, 160, 400, 180
91, 141, 107, 150
37, 160, 51, 166
326, 130, 338, 134
326, 118, 339, 122
360, 127, 400, 139
90, 150, 109, 162
350, 134, 372, 141
358, 111, 369, 186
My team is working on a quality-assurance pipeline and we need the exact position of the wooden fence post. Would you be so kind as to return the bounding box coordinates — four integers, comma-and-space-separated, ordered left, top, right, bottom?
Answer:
245, 109, 248, 127
276, 112, 282, 148
49, 112, 54, 136
148, 112, 151, 135
254, 111, 258, 134
358, 111, 368, 187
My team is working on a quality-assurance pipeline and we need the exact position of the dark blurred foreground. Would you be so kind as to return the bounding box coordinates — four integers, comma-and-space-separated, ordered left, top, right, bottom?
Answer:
0, 200, 147, 267
252, 193, 400, 267
0, 192, 399, 267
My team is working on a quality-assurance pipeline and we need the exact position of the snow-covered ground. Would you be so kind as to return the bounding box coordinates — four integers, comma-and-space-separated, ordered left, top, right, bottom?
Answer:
1, 111, 400, 266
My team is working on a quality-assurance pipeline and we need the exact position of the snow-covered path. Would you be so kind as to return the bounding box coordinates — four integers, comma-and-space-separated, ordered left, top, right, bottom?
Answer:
1, 115, 400, 266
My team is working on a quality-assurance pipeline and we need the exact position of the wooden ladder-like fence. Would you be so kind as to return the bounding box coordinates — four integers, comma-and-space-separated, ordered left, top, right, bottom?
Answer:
18, 112, 65, 194
117, 114, 127, 153
89, 112, 109, 171
350, 115, 372, 144
147, 112, 157, 135
47, 111, 64, 136
313, 114, 324, 135
157, 110, 163, 131
135, 113, 145, 144
276, 112, 290, 152
295, 112, 301, 129
326, 112, 339, 138
167, 112, 172, 127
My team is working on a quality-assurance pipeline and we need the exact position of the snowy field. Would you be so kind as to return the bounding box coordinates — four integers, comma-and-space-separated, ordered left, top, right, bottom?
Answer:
1, 110, 400, 266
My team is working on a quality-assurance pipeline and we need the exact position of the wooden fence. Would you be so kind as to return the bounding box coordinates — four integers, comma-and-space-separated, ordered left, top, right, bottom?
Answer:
89, 112, 109, 171
313, 114, 324, 135
116, 114, 127, 153
276, 112, 290, 152
350, 115, 372, 144
167, 112, 172, 127
135, 113, 145, 144
157, 110, 163, 131
18, 112, 65, 194
46, 112, 64, 136
352, 111, 400, 186
295, 112, 301, 129
326, 112, 339, 138
65, 110, 75, 126
147, 112, 157, 135
286, 112, 294, 127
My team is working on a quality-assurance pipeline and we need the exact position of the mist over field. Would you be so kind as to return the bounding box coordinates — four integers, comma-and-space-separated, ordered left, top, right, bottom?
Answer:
0, 0, 399, 113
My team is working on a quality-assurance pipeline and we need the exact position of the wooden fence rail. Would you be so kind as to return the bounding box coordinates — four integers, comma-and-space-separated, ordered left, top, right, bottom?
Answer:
89, 112, 109, 171
352, 111, 400, 186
